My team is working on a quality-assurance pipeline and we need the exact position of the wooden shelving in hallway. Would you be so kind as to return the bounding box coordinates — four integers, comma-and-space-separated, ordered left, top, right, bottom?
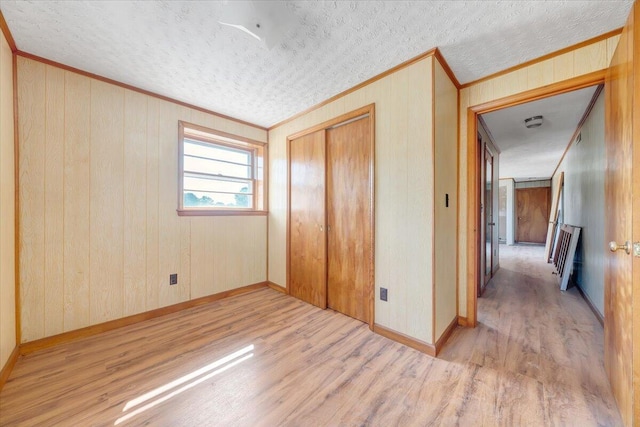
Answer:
0, 248, 621, 425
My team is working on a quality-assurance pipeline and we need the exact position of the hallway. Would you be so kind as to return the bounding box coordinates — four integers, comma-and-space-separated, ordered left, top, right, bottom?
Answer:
440, 244, 622, 425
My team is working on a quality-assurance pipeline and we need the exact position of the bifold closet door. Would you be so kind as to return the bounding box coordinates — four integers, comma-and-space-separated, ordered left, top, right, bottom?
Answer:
326, 117, 372, 323
289, 130, 327, 308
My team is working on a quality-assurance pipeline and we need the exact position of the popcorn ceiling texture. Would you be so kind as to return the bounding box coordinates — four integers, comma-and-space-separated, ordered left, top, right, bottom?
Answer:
0, 1, 633, 127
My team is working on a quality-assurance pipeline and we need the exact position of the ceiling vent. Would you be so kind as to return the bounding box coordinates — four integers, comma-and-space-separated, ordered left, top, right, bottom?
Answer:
524, 115, 543, 129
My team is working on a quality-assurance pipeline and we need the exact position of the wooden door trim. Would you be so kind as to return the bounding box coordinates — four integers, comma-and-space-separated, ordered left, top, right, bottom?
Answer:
13, 50, 21, 346
286, 104, 376, 330
286, 104, 375, 141
465, 70, 606, 327
367, 107, 376, 331
632, 5, 640, 423
476, 132, 483, 298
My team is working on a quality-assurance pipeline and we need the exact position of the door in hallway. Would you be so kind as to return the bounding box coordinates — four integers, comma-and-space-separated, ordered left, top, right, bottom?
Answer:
483, 148, 494, 289
604, 2, 639, 425
516, 187, 550, 244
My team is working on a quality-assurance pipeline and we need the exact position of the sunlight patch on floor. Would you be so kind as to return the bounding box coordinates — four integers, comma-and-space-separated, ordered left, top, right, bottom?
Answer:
115, 344, 254, 425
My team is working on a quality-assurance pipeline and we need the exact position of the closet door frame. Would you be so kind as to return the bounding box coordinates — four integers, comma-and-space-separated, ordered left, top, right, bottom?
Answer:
286, 103, 376, 330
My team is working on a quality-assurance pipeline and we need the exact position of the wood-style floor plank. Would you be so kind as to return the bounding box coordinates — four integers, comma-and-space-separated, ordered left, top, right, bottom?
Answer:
0, 245, 622, 426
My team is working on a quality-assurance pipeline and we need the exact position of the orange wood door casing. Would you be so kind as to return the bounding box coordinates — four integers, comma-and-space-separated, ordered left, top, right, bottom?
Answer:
289, 130, 327, 309
604, 3, 638, 425
516, 187, 550, 244
326, 117, 372, 323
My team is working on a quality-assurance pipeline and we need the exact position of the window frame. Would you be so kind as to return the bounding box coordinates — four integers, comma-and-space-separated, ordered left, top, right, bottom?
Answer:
178, 121, 267, 216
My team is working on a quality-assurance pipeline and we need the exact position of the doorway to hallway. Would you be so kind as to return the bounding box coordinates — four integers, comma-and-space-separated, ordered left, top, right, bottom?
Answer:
474, 84, 602, 307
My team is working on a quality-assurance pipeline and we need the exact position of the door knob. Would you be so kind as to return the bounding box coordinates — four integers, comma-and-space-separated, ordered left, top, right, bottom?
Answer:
609, 241, 630, 254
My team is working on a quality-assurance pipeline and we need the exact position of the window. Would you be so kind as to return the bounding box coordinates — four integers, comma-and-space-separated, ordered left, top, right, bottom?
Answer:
178, 122, 266, 215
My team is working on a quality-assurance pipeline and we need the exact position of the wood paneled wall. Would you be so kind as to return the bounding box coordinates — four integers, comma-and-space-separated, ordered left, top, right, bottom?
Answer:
458, 34, 620, 318
554, 92, 605, 315
269, 57, 440, 344
0, 28, 16, 369
17, 57, 267, 343
433, 59, 458, 340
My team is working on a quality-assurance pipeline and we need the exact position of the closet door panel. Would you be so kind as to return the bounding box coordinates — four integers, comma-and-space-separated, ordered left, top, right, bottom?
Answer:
326, 117, 372, 323
289, 130, 327, 308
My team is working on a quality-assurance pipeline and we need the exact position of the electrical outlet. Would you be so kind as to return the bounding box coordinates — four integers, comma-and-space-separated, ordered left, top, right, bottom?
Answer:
170, 273, 178, 285
380, 287, 388, 301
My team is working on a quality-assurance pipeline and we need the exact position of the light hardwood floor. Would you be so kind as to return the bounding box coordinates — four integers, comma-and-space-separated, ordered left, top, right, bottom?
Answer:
0, 245, 622, 426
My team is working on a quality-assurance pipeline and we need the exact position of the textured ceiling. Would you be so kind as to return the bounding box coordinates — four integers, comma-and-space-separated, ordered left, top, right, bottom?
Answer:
0, 1, 632, 127
481, 85, 599, 181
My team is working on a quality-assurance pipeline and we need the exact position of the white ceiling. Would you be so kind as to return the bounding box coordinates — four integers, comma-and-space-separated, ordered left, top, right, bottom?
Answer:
0, 1, 632, 127
481, 85, 599, 181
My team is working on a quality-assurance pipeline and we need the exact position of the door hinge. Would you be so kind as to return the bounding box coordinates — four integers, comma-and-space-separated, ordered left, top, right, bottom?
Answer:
634, 242, 640, 257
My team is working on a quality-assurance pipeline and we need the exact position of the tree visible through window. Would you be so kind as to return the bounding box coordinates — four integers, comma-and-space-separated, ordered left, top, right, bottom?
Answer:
178, 122, 266, 214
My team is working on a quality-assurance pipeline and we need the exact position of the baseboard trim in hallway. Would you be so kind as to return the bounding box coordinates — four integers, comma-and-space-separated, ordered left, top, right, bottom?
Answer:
575, 283, 605, 326
435, 316, 459, 354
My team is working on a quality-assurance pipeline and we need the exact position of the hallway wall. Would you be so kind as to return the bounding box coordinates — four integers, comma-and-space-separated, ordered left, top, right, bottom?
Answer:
552, 90, 605, 316
498, 179, 514, 245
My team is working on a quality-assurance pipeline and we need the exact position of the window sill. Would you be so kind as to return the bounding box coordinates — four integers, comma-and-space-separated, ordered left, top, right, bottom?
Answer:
177, 209, 268, 217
